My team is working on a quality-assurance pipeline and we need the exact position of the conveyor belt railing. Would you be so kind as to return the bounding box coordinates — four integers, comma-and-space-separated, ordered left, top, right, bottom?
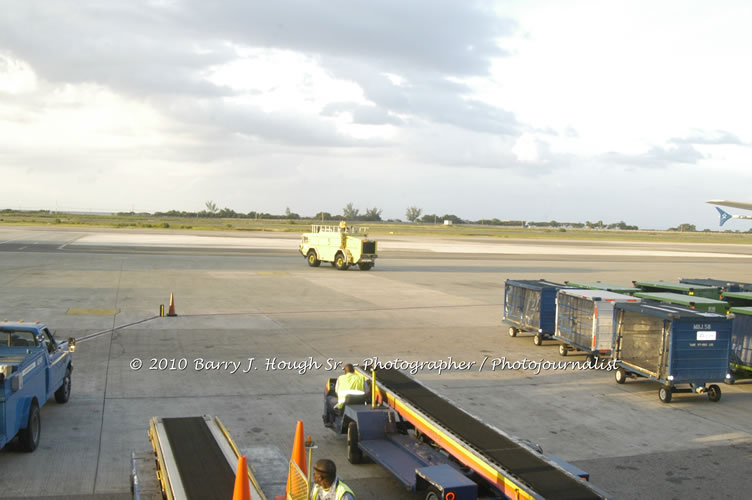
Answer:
362, 368, 606, 500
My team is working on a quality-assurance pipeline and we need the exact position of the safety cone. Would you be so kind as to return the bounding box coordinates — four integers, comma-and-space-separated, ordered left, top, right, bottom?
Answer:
285, 420, 307, 496
167, 293, 177, 317
233, 455, 251, 500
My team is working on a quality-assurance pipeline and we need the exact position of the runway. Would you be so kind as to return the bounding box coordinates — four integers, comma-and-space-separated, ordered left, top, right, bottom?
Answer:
1, 226, 750, 499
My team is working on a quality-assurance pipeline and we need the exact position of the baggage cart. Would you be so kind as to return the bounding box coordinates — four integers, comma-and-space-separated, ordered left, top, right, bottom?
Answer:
729, 307, 752, 382
554, 289, 640, 361
563, 280, 639, 295
612, 302, 733, 403
632, 280, 721, 300
633, 292, 729, 314
680, 277, 752, 293
502, 279, 572, 346
719, 291, 752, 308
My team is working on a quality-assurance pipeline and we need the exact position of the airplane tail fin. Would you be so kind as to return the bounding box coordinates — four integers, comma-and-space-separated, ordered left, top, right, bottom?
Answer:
716, 207, 733, 226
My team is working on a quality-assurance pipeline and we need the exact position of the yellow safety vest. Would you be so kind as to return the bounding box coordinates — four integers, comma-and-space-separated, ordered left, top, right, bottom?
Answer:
335, 373, 365, 408
311, 479, 355, 500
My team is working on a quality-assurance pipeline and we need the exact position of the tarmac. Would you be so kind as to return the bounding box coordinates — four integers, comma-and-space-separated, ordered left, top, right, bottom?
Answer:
1, 226, 751, 500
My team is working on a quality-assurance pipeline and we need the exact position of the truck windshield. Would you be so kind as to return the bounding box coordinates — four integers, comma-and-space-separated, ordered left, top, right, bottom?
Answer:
1, 330, 37, 347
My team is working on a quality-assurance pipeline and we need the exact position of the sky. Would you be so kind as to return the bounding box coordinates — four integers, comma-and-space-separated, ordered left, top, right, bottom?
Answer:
1, 1, 751, 230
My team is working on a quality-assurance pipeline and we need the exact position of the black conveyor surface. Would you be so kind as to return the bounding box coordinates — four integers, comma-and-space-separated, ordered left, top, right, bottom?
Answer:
162, 417, 236, 500
375, 369, 603, 500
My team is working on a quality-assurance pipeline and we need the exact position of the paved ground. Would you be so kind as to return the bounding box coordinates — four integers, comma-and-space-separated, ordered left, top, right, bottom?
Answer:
1, 226, 751, 500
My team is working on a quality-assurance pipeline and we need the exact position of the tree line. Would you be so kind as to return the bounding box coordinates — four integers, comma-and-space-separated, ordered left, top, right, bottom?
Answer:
118, 201, 642, 230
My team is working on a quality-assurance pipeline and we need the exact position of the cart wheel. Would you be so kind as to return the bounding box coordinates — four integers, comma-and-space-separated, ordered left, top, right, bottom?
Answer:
615, 367, 627, 384
347, 421, 362, 464
659, 385, 673, 403
707, 384, 722, 402
558, 344, 568, 356
508, 326, 518, 337
424, 486, 442, 500
586, 354, 598, 366
533, 334, 543, 346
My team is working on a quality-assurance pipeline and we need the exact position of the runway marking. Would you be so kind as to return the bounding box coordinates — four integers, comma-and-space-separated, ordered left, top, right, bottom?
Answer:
59, 235, 85, 249
181, 303, 502, 317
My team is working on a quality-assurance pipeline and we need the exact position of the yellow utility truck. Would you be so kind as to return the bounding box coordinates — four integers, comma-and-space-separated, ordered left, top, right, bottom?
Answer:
299, 223, 377, 270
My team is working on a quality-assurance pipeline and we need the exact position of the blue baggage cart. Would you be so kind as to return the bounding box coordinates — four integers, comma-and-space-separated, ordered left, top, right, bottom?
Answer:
729, 307, 752, 382
502, 279, 573, 346
612, 302, 732, 403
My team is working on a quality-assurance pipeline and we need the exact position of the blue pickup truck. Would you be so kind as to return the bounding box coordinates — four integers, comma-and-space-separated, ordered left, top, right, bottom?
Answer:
1, 322, 75, 452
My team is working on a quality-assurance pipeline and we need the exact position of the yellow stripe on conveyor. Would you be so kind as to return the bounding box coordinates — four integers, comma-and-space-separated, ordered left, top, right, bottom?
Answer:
371, 368, 605, 500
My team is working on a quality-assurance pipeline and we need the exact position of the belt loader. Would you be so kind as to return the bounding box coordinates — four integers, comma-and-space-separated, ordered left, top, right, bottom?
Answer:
133, 415, 267, 500
323, 368, 608, 500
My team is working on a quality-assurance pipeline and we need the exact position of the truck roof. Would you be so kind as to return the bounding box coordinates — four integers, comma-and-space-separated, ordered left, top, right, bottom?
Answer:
0, 322, 46, 331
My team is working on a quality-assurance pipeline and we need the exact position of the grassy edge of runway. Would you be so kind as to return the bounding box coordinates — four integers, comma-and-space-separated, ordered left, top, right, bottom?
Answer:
1, 211, 751, 244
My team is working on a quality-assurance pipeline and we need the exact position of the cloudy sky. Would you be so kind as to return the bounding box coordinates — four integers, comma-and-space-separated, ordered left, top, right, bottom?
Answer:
1, 1, 751, 229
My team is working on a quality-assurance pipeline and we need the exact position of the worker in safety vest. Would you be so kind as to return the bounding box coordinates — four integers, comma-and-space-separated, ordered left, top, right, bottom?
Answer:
323, 363, 367, 427
339, 220, 347, 232
311, 459, 355, 500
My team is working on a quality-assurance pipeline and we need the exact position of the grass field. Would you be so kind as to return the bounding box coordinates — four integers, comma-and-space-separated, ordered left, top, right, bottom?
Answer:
1, 210, 751, 244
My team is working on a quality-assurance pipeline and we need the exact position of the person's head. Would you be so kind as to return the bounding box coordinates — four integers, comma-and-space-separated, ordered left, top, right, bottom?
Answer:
343, 363, 354, 374
313, 459, 336, 488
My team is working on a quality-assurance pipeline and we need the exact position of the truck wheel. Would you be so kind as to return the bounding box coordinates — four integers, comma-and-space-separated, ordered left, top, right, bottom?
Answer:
19, 399, 41, 452
424, 486, 441, 500
508, 327, 518, 337
357, 263, 373, 271
306, 250, 321, 267
55, 367, 72, 403
559, 344, 568, 356
707, 384, 722, 402
533, 334, 543, 346
659, 385, 672, 404
347, 422, 362, 464
615, 367, 627, 384
335, 253, 349, 271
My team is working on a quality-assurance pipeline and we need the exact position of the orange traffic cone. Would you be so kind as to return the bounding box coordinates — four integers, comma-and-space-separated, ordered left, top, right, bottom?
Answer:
285, 420, 307, 496
233, 455, 251, 500
167, 293, 177, 317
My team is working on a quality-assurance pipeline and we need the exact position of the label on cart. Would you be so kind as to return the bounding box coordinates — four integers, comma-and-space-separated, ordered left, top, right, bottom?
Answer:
697, 331, 716, 341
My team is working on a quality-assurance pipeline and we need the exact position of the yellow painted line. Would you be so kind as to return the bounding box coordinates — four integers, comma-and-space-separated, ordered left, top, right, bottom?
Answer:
66, 308, 121, 316
386, 393, 535, 500
693, 432, 752, 443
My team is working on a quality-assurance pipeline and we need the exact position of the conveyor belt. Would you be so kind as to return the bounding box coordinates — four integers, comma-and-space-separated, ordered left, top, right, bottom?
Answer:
162, 416, 236, 500
375, 369, 603, 500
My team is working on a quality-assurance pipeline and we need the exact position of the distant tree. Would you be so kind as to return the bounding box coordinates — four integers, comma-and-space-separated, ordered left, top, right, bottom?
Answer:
406, 206, 423, 222
343, 202, 360, 219
285, 207, 300, 219
217, 207, 238, 218
205, 200, 219, 215
363, 207, 383, 221
671, 223, 697, 232
442, 214, 465, 224
420, 213, 439, 224
313, 211, 333, 221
